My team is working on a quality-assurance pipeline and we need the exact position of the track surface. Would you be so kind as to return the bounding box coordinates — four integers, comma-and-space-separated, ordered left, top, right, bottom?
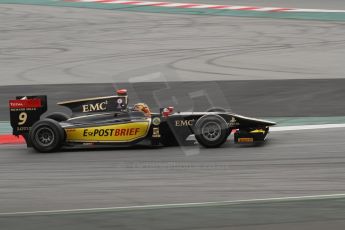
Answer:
1, 129, 345, 210
1, 128, 345, 229
0, 4, 345, 85
2, 198, 345, 230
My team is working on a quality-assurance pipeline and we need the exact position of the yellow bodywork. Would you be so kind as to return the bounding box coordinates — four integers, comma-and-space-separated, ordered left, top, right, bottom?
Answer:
65, 121, 150, 143
249, 129, 266, 134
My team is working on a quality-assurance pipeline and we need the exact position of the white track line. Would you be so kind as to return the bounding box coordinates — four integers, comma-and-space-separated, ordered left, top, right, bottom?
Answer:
1, 193, 345, 216
286, 8, 345, 13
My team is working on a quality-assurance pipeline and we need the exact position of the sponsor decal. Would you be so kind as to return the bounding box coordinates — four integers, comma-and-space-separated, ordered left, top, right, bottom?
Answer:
58, 96, 127, 113
175, 119, 195, 127
82, 128, 140, 137
250, 129, 266, 134
238, 138, 254, 143
116, 98, 123, 109
152, 117, 161, 126
16, 126, 30, 131
65, 121, 150, 142
82, 100, 108, 113
9, 99, 41, 110
229, 117, 240, 126
152, 127, 160, 138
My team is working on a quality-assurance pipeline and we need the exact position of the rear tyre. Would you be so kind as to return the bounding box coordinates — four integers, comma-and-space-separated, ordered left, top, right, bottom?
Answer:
194, 114, 228, 148
29, 119, 65, 153
46, 112, 70, 122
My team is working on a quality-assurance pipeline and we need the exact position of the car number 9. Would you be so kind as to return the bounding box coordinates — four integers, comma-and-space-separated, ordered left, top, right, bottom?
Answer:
18, 112, 28, 125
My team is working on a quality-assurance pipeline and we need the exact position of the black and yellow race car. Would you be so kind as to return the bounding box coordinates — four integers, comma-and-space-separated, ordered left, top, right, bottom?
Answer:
9, 89, 276, 153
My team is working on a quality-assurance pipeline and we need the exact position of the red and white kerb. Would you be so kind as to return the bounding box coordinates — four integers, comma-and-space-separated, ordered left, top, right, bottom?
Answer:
66, 0, 345, 13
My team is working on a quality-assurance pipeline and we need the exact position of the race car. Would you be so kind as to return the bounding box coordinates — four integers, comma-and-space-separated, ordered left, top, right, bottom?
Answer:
8, 89, 276, 153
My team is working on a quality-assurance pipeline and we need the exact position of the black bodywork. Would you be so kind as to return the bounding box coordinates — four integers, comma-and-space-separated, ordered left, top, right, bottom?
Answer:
9, 93, 276, 151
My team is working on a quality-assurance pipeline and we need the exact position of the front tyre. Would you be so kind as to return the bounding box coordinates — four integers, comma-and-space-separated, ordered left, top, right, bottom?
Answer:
194, 114, 229, 148
29, 119, 65, 153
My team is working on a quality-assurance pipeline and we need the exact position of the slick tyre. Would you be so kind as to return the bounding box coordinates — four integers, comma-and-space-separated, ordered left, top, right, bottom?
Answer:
29, 119, 65, 153
46, 112, 70, 122
194, 114, 228, 148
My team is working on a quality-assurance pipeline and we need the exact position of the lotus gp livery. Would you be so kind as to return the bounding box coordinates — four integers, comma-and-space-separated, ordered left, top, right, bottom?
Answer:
8, 89, 276, 153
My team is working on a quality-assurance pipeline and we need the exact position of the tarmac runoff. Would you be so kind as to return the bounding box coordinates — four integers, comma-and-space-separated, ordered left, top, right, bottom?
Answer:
1, 115, 345, 229
2, 195, 345, 229
1, 0, 345, 21
2, 199, 345, 229
1, 5, 345, 86
1, 127, 345, 229
1, 193, 345, 216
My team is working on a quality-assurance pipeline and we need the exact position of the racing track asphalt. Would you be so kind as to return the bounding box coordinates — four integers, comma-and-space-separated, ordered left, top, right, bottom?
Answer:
1, 128, 345, 229
2, 198, 345, 230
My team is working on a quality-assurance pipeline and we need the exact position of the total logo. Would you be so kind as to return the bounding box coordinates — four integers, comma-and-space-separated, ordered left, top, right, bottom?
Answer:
82, 100, 108, 113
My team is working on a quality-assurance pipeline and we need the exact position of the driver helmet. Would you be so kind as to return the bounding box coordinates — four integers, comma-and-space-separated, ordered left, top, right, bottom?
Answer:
133, 103, 151, 117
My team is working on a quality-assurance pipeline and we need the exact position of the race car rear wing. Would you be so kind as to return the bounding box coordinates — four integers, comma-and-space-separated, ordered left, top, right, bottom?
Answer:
9, 95, 48, 136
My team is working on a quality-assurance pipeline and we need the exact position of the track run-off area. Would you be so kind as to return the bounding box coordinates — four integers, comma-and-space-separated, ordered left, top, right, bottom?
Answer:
1, 0, 345, 229
1, 0, 345, 21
